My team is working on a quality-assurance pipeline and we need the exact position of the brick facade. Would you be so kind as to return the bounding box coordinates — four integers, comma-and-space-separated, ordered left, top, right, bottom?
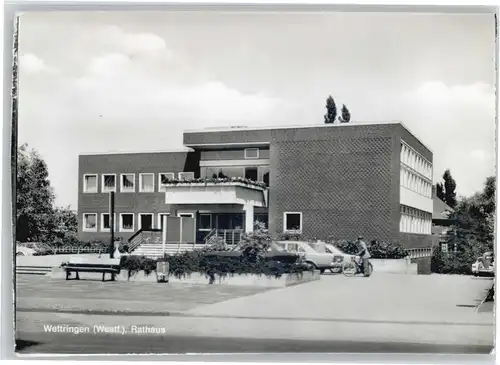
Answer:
78, 151, 200, 242
269, 125, 396, 242
266, 124, 432, 248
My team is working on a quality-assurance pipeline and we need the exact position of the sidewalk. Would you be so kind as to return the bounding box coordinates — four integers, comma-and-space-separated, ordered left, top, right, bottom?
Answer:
185, 273, 494, 325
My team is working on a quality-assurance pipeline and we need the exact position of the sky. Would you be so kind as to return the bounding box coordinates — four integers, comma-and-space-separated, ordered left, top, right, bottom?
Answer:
18, 11, 496, 209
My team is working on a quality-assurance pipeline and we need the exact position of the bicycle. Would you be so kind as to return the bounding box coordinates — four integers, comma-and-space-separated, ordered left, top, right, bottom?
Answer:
342, 256, 373, 277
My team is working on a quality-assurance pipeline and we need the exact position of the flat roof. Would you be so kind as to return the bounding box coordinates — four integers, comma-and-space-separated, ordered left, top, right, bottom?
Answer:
184, 120, 403, 133
184, 121, 432, 154
79, 148, 193, 156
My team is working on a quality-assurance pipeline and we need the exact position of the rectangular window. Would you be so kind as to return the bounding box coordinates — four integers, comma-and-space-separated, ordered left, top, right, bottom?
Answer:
284, 212, 303, 233
244, 148, 259, 159
101, 174, 116, 193
157, 213, 170, 231
199, 214, 212, 231
83, 174, 98, 193
204, 167, 219, 179
83, 213, 97, 232
139, 173, 154, 192
245, 167, 258, 181
120, 173, 135, 193
139, 213, 154, 230
120, 213, 135, 232
218, 167, 244, 179
158, 173, 175, 191
101, 213, 116, 231
178, 172, 194, 181
177, 212, 194, 218
441, 243, 449, 253
255, 213, 269, 228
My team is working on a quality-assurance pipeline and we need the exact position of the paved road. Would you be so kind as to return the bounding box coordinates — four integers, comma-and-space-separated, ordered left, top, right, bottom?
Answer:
15, 273, 494, 354
16, 332, 492, 354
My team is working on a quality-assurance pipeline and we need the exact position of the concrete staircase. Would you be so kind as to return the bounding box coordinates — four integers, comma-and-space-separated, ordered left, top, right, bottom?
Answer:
16, 265, 52, 275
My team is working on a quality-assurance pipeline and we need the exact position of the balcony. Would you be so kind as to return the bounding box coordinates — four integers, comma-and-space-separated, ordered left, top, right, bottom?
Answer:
164, 177, 268, 207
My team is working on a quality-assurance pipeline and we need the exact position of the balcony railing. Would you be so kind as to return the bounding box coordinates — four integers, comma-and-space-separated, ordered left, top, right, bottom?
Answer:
163, 176, 267, 190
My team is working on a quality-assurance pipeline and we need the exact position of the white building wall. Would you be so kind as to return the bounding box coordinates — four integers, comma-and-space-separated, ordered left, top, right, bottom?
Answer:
400, 140, 433, 235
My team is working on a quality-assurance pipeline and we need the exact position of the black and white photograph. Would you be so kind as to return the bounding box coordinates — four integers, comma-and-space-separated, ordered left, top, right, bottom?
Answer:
13, 8, 496, 355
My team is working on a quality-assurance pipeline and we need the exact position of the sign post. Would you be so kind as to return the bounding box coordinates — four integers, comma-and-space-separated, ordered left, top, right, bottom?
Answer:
179, 217, 183, 252
109, 191, 115, 259
162, 215, 167, 258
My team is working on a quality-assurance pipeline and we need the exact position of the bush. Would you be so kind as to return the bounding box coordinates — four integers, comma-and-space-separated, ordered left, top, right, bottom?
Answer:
201, 236, 231, 252
368, 240, 407, 259
120, 255, 157, 278
431, 244, 481, 275
332, 240, 359, 255
330, 239, 406, 259
120, 241, 307, 282
164, 250, 205, 279
238, 222, 272, 262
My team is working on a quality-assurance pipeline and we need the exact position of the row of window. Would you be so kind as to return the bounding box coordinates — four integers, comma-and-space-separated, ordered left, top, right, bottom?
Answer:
83, 172, 195, 194
200, 166, 269, 185
400, 142, 432, 180
85, 209, 435, 235
399, 205, 432, 234
83, 211, 302, 233
400, 166, 432, 198
82, 212, 196, 233
400, 205, 433, 219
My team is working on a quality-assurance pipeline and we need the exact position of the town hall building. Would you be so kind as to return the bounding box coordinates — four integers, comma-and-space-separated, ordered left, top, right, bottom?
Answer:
77, 122, 434, 254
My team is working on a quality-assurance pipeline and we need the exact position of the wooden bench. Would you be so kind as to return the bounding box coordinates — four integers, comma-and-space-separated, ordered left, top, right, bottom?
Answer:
64, 257, 121, 281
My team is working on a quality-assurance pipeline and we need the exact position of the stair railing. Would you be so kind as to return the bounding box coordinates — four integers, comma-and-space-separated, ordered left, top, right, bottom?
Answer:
203, 228, 217, 245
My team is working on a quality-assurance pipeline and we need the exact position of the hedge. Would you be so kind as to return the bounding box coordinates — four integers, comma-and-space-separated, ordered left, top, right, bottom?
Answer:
119, 249, 310, 281
278, 234, 407, 259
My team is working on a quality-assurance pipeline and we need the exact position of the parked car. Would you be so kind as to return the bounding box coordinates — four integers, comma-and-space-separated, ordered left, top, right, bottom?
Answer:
203, 241, 299, 263
472, 251, 495, 277
308, 241, 355, 272
275, 240, 335, 274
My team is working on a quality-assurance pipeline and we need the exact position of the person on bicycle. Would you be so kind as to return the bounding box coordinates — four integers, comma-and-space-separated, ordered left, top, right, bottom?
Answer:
356, 236, 371, 277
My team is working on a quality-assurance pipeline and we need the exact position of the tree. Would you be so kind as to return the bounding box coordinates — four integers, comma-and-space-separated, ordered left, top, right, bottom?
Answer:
442, 169, 457, 208
324, 96, 337, 124
338, 104, 351, 123
16, 144, 56, 242
45, 207, 79, 247
432, 176, 495, 274
436, 182, 445, 201
17, 144, 79, 245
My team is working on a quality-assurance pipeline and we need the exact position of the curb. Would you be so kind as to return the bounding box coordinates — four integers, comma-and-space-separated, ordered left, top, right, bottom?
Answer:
17, 307, 177, 317
17, 307, 494, 326
476, 285, 494, 313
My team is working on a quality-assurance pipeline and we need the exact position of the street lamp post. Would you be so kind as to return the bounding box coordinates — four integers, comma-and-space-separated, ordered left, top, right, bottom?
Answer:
109, 191, 115, 259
